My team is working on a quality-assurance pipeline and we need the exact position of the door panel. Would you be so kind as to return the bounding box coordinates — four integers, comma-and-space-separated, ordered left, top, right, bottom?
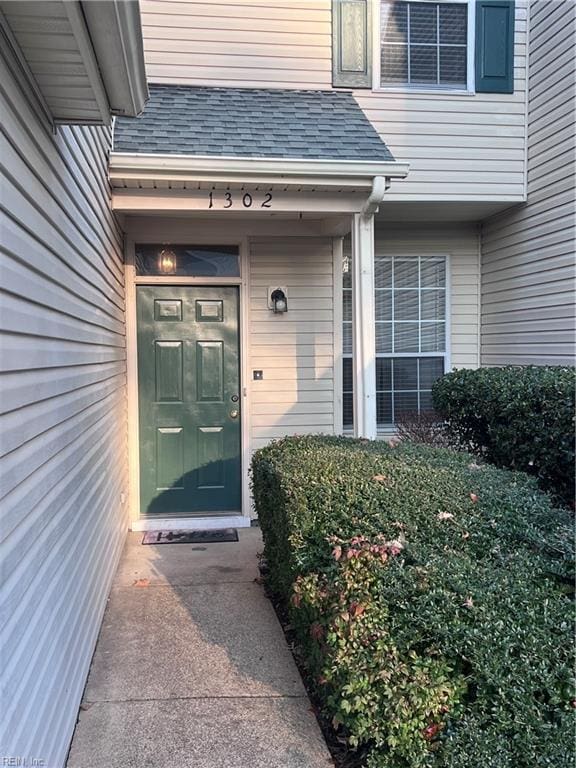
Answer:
196, 341, 224, 402
155, 342, 183, 402
137, 286, 241, 517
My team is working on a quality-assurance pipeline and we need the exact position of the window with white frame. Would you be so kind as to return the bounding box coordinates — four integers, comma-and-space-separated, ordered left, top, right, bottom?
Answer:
342, 254, 447, 429
379, 0, 469, 89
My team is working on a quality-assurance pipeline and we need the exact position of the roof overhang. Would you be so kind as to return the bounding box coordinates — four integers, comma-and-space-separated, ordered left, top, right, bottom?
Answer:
0, 0, 147, 125
109, 152, 410, 217
82, 1, 148, 118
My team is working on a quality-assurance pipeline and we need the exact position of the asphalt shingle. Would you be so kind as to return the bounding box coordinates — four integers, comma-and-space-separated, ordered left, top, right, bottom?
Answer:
113, 84, 394, 162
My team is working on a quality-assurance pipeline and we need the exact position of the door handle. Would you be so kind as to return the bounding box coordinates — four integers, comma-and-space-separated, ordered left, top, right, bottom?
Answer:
229, 409, 239, 419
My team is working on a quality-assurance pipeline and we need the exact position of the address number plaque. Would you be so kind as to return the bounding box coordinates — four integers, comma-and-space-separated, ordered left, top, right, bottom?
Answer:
207, 190, 273, 209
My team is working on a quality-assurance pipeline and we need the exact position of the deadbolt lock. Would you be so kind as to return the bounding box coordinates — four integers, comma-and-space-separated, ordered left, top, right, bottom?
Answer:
231, 394, 239, 402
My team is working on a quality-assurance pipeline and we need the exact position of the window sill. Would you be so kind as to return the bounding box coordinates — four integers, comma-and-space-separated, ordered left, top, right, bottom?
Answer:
371, 86, 475, 97
342, 429, 398, 439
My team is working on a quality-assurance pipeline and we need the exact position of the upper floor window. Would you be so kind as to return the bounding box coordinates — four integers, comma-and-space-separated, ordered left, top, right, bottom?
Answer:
380, 1, 468, 89
332, 0, 515, 95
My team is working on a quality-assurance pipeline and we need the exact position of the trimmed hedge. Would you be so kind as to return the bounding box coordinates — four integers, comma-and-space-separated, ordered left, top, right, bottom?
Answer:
431, 366, 575, 505
251, 436, 574, 768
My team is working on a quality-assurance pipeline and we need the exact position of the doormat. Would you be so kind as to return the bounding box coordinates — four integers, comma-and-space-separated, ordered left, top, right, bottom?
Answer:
142, 528, 239, 545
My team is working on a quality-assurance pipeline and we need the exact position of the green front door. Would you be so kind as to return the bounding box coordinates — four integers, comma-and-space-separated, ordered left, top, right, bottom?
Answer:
136, 286, 241, 517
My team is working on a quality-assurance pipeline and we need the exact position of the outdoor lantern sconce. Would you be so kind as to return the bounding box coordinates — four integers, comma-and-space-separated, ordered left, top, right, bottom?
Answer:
269, 287, 288, 314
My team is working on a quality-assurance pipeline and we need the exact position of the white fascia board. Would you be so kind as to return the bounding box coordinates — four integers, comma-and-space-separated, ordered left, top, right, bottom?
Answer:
63, 1, 111, 124
81, 0, 148, 117
109, 152, 410, 188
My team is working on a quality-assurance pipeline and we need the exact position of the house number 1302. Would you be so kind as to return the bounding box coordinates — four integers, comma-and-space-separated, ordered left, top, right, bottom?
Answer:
207, 191, 273, 209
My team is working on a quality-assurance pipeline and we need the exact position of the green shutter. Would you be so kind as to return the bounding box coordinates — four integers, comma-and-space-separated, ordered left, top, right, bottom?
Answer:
332, 0, 372, 88
475, 0, 515, 93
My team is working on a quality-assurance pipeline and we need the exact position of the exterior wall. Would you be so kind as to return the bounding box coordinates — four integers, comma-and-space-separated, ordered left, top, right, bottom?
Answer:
374, 222, 481, 370
140, 0, 528, 202
480, 0, 575, 365
248, 237, 336, 451
0, 50, 128, 767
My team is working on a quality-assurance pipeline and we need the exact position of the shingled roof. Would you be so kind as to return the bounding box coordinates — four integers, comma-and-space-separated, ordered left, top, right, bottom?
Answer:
113, 84, 394, 162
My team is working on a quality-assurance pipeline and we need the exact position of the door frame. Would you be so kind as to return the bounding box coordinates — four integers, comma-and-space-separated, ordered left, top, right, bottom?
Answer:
125, 236, 252, 531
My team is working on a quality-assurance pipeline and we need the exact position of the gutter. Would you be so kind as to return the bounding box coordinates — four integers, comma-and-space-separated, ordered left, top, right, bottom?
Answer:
362, 176, 388, 216
81, 0, 148, 117
109, 152, 410, 188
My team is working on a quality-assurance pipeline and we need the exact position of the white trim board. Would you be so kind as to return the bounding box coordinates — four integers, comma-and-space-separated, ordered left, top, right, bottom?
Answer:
131, 516, 251, 532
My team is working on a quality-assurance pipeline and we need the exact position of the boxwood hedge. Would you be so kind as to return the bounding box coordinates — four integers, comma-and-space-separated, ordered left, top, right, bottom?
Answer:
251, 436, 574, 768
431, 366, 575, 505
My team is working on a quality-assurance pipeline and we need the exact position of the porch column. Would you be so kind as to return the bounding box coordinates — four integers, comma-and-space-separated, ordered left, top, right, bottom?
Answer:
351, 211, 377, 440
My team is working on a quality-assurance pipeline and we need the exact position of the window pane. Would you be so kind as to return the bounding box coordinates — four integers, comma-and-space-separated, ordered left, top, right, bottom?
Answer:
439, 4, 467, 45
410, 3, 437, 44
343, 291, 352, 322
440, 46, 467, 85
375, 259, 393, 288
381, 1, 408, 42
421, 258, 446, 288
394, 322, 419, 352
421, 322, 445, 352
394, 391, 418, 417
421, 289, 445, 321
394, 259, 419, 287
381, 44, 409, 83
410, 44, 438, 83
343, 265, 352, 290
376, 322, 393, 353
343, 323, 352, 355
343, 357, 353, 391
394, 290, 419, 321
135, 244, 239, 277
376, 357, 392, 390
343, 393, 354, 427
393, 358, 418, 389
419, 357, 445, 389
419, 391, 434, 412
375, 290, 392, 321
377, 391, 393, 424
343, 357, 353, 428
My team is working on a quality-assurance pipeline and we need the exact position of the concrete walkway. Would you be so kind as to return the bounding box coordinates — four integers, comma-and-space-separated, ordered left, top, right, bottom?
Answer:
67, 528, 333, 768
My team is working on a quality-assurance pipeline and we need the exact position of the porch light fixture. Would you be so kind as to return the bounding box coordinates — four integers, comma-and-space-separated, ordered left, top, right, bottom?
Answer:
158, 245, 177, 274
270, 287, 288, 314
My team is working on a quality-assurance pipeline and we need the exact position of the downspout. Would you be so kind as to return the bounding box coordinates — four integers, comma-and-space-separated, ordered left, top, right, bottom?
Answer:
352, 176, 388, 440
362, 175, 388, 216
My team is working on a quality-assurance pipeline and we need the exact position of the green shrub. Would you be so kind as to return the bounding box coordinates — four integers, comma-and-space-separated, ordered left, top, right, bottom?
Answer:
431, 366, 575, 505
251, 436, 574, 768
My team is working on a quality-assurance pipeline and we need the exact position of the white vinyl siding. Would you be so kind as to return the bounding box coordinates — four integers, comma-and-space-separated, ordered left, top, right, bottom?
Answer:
480, 0, 576, 365
140, 0, 333, 89
139, 0, 527, 202
0, 47, 128, 768
249, 237, 335, 451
